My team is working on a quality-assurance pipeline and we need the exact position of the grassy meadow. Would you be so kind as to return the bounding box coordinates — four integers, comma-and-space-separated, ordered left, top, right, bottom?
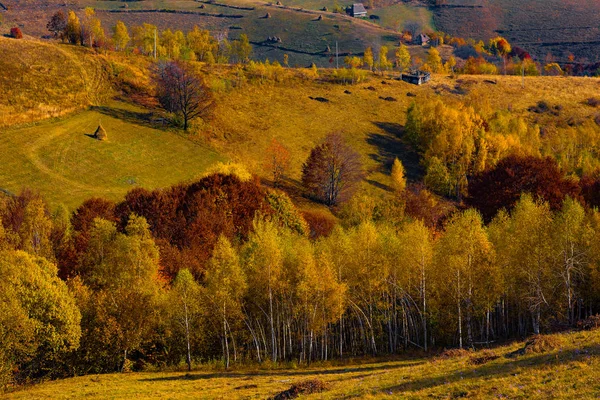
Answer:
2, 35, 600, 210
0, 100, 223, 209
4, 329, 600, 399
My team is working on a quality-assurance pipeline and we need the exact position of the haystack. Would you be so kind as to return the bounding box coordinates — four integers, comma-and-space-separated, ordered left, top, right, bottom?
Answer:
94, 124, 107, 141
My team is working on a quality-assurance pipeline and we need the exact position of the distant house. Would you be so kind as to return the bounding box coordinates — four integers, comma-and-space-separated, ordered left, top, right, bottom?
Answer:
414, 33, 430, 46
350, 3, 367, 17
401, 70, 431, 85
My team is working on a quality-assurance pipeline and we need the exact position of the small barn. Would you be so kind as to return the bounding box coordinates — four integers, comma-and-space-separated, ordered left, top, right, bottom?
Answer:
401, 70, 431, 85
414, 33, 430, 46
350, 3, 367, 17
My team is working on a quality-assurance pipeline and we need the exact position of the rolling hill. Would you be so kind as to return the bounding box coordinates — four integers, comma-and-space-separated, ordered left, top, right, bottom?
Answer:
2, 37, 600, 210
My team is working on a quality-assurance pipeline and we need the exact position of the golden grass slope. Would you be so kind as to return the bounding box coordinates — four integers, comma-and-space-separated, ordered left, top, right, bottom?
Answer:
4, 329, 600, 399
0, 37, 113, 127
209, 71, 600, 194
2, 38, 600, 210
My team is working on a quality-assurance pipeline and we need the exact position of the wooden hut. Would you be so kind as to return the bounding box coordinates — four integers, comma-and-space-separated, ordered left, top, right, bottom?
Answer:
350, 3, 367, 17
401, 70, 431, 85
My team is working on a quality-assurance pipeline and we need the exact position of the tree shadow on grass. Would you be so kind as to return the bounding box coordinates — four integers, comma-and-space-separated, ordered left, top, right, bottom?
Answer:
367, 122, 423, 182
381, 345, 600, 396
139, 361, 424, 382
90, 105, 169, 130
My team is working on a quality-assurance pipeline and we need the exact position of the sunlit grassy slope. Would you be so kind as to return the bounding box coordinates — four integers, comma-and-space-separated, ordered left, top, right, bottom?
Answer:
210, 72, 600, 195
0, 100, 223, 209
2, 38, 600, 210
5, 330, 600, 399
0, 37, 112, 127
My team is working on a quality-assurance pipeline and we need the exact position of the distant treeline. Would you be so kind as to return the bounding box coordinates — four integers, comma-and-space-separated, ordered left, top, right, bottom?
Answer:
41, 7, 600, 76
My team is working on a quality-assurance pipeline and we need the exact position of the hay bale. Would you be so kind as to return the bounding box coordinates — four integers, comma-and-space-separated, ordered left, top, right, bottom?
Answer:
468, 350, 500, 365
94, 124, 107, 141
270, 379, 330, 400
523, 334, 564, 354
434, 348, 471, 361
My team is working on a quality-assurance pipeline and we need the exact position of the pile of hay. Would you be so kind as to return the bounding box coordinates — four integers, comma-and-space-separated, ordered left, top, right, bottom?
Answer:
93, 124, 107, 141
523, 334, 565, 354
270, 379, 330, 400
434, 348, 471, 361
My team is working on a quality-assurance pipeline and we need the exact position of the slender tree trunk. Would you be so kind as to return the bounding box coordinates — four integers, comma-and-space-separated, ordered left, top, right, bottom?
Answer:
457, 270, 463, 349
184, 302, 192, 372
269, 287, 276, 362
122, 349, 128, 373
224, 303, 230, 369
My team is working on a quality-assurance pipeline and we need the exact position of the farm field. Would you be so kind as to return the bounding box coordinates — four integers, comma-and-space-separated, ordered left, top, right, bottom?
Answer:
432, 0, 600, 64
0, 0, 409, 67
4, 329, 600, 399
0, 100, 223, 209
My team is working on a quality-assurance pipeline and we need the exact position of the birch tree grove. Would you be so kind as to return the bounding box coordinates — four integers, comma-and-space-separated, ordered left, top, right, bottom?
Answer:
3, 179, 600, 378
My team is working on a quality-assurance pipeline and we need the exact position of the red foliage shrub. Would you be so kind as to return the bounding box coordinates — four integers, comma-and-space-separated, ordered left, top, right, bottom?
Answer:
404, 183, 456, 229
300, 210, 336, 239
10, 27, 23, 39
2, 188, 45, 234
467, 155, 580, 222
57, 198, 118, 279
115, 174, 272, 280
580, 175, 600, 209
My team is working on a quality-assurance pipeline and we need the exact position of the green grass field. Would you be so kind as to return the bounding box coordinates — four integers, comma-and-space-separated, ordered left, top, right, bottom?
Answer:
0, 101, 223, 209
4, 329, 600, 399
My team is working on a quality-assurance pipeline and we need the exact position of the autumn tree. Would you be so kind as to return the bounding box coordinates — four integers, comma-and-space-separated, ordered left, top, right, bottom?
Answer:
0, 251, 81, 383
467, 155, 580, 222
363, 47, 374, 71
65, 10, 81, 45
170, 269, 202, 371
377, 46, 392, 73
552, 198, 591, 325
426, 47, 443, 73
79, 215, 162, 371
490, 195, 554, 334
205, 235, 247, 368
47, 10, 67, 41
488, 36, 511, 74
156, 61, 215, 131
230, 34, 252, 64
82, 7, 104, 47
187, 26, 217, 62
265, 138, 291, 187
406, 99, 487, 199
390, 158, 406, 193
301, 133, 364, 206
398, 219, 433, 350
111, 21, 130, 51
435, 209, 494, 348
132, 23, 157, 55
242, 219, 283, 362
395, 44, 411, 72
